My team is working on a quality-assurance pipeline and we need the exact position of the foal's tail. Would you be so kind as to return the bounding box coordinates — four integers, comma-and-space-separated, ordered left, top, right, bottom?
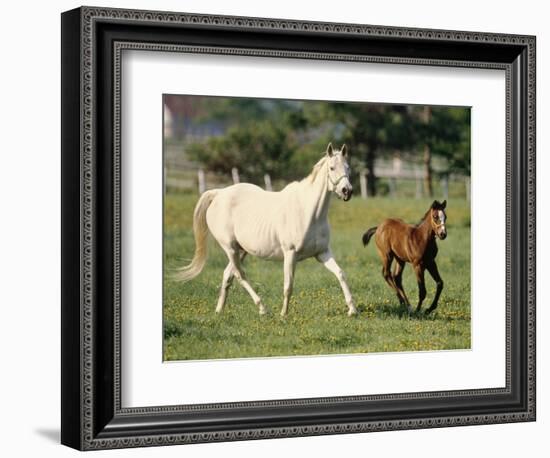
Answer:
174, 189, 218, 282
362, 227, 377, 247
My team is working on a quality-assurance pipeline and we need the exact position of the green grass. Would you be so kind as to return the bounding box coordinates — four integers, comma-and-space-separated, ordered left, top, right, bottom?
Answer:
163, 193, 471, 361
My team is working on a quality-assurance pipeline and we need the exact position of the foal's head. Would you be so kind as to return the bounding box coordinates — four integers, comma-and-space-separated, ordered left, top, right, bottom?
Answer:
326, 143, 353, 201
429, 200, 448, 240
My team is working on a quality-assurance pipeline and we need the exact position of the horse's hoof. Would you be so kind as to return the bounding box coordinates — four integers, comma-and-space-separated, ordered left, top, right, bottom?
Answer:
348, 308, 358, 317
259, 307, 268, 316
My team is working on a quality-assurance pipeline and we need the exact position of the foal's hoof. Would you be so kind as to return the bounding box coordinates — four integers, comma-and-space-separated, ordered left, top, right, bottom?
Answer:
347, 307, 358, 317
259, 306, 268, 316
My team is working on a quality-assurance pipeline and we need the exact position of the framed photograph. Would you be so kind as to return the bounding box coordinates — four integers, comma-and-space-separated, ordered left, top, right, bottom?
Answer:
61, 6, 536, 451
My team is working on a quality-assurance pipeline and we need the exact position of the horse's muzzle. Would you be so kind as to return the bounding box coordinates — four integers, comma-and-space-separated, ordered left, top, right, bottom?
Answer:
342, 187, 352, 201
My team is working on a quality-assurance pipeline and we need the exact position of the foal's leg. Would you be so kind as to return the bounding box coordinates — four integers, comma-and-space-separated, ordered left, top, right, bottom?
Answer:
280, 249, 297, 317
425, 261, 444, 314
381, 254, 394, 288
413, 263, 427, 314
392, 263, 405, 305
381, 253, 402, 300
317, 250, 357, 316
215, 251, 247, 313
225, 247, 267, 315
393, 260, 411, 310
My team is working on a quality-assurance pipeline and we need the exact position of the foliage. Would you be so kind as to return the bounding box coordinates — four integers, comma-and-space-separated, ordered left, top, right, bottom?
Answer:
424, 107, 471, 175
177, 97, 470, 191
187, 120, 298, 179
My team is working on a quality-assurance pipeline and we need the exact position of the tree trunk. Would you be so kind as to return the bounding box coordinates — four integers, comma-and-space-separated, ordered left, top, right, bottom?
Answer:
423, 144, 433, 197
422, 106, 433, 197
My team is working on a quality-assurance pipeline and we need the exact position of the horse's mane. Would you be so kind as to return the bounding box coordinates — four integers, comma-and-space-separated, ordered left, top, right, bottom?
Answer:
303, 155, 328, 183
280, 155, 327, 192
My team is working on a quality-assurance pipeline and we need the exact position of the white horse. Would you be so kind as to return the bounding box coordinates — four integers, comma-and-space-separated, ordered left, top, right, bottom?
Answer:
176, 143, 357, 317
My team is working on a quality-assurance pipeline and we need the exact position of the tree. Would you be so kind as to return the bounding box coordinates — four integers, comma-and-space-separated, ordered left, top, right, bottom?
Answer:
422, 106, 434, 196
302, 103, 417, 196
179, 96, 470, 191
187, 119, 298, 180
185, 99, 310, 181
401, 105, 471, 198
428, 107, 471, 176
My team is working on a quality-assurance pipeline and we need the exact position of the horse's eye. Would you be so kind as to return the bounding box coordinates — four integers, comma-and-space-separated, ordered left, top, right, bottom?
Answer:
330, 166, 335, 171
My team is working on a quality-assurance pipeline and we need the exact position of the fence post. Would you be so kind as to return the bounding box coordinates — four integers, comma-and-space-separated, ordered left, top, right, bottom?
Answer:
360, 170, 368, 199
441, 175, 449, 200
264, 173, 273, 191
465, 176, 471, 201
198, 169, 206, 194
231, 167, 240, 184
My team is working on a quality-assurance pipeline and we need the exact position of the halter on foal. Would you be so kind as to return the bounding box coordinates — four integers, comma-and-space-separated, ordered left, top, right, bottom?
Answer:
362, 200, 448, 315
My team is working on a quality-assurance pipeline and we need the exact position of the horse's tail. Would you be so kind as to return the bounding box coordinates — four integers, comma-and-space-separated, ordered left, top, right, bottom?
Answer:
174, 189, 218, 282
362, 227, 377, 247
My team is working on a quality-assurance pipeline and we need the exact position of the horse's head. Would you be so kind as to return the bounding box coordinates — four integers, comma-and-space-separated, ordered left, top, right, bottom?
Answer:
429, 200, 447, 240
326, 143, 353, 201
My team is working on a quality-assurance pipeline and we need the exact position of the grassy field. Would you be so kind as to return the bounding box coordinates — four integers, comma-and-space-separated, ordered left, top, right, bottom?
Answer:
163, 192, 471, 361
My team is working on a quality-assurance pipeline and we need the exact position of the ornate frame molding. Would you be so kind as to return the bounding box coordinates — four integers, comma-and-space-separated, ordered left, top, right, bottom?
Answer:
61, 6, 536, 451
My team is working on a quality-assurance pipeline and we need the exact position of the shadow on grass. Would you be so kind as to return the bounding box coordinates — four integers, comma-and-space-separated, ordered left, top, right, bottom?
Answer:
356, 301, 444, 320
164, 320, 183, 339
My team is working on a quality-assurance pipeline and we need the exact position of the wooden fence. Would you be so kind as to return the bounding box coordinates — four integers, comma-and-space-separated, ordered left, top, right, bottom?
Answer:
164, 145, 469, 200
165, 166, 470, 201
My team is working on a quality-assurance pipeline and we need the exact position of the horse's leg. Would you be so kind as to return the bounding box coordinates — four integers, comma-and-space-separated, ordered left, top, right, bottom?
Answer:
215, 262, 234, 313
425, 261, 444, 314
413, 263, 427, 314
393, 260, 411, 309
380, 251, 393, 288
280, 249, 297, 317
225, 246, 267, 315
316, 250, 357, 316
381, 253, 401, 299
392, 263, 405, 306
215, 251, 247, 313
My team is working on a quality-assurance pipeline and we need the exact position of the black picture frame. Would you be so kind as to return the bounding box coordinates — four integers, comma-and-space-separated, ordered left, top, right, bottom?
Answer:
61, 6, 536, 451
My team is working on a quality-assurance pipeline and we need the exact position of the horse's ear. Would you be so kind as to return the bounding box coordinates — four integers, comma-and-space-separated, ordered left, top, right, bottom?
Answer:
341, 144, 348, 157
441, 200, 447, 209
326, 143, 334, 157
431, 200, 439, 209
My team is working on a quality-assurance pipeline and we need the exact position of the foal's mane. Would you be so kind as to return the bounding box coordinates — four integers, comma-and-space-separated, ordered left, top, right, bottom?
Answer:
416, 202, 445, 226
417, 208, 433, 226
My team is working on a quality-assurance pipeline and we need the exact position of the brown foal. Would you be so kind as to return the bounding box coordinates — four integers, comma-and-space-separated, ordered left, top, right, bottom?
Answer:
362, 200, 448, 315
